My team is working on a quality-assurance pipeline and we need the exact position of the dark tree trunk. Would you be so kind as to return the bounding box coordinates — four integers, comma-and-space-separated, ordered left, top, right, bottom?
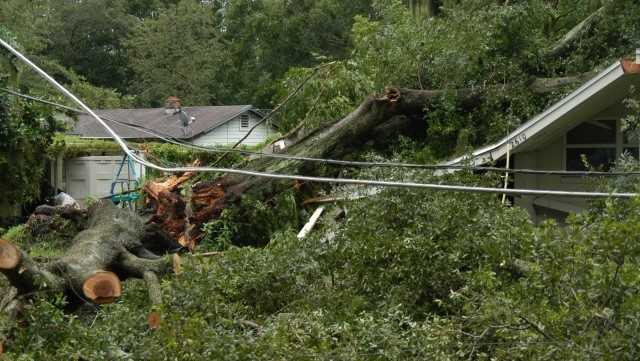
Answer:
144, 79, 586, 247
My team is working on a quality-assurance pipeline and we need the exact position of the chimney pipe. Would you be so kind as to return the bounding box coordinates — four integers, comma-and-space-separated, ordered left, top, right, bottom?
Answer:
165, 96, 181, 114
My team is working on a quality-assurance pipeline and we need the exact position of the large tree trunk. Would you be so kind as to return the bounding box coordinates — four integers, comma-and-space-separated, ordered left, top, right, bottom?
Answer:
145, 77, 597, 248
0, 201, 179, 351
144, 87, 429, 248
144, 76, 588, 248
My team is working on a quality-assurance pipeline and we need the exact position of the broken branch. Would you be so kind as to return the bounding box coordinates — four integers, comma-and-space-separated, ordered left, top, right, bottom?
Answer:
546, 6, 606, 58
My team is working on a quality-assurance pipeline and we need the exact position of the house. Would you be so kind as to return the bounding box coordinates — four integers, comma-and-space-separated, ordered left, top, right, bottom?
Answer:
68, 97, 274, 146
444, 55, 640, 222
51, 97, 276, 204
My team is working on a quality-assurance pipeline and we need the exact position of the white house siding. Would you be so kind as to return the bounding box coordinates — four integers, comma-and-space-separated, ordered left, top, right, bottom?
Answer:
513, 102, 629, 223
192, 112, 272, 147
513, 138, 589, 223
64, 156, 144, 205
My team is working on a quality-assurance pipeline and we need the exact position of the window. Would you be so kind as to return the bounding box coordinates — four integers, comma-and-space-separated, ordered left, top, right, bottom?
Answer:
566, 120, 616, 171
565, 119, 640, 171
240, 114, 250, 129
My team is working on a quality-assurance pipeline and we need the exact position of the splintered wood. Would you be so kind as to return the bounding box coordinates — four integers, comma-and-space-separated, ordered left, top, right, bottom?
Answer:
144, 160, 227, 250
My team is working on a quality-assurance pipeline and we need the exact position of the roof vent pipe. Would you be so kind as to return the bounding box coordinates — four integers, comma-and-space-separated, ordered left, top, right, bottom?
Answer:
165, 96, 181, 114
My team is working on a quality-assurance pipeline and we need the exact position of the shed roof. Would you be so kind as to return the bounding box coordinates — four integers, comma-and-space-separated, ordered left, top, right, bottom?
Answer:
444, 59, 640, 166
67, 105, 260, 139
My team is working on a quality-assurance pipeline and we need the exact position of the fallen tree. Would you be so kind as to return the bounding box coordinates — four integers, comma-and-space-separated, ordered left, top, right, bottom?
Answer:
0, 201, 180, 351
0, 63, 615, 353
145, 73, 594, 247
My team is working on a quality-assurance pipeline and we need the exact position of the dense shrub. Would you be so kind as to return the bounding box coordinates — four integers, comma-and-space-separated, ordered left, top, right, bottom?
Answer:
0, 86, 60, 219
5, 170, 640, 360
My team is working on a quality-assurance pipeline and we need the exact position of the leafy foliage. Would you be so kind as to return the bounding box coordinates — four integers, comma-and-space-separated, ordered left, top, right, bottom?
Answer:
202, 189, 301, 248
6, 170, 640, 359
275, 0, 640, 157
124, 0, 373, 107
0, 88, 61, 219
47, 136, 244, 168
4, 1, 640, 359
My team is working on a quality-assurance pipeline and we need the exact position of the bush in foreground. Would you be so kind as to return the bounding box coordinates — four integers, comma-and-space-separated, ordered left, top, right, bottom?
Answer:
3, 176, 640, 360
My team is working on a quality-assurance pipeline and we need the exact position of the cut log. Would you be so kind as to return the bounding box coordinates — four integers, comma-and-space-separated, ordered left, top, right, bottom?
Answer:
27, 204, 87, 237
0, 287, 21, 356
0, 239, 20, 270
172, 254, 182, 275
82, 272, 122, 304
1, 201, 177, 307
148, 312, 161, 330
143, 271, 162, 329
0, 201, 180, 349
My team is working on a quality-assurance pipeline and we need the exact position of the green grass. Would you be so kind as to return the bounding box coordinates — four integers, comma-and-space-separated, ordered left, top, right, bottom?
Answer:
2, 221, 74, 259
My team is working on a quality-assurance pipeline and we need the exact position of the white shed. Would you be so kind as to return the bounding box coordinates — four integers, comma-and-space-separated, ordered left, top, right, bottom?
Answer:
56, 101, 276, 203
51, 155, 145, 206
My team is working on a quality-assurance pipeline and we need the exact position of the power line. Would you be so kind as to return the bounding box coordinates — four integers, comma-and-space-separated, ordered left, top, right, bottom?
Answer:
211, 61, 336, 166
2, 37, 638, 199
0, 87, 631, 179
3, 86, 639, 178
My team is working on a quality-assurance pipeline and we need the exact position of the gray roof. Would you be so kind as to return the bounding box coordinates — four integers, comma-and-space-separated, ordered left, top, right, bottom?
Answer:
67, 105, 259, 139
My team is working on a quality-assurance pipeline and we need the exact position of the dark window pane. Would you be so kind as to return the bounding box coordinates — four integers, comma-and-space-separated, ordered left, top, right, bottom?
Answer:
566, 148, 616, 171
566, 120, 616, 144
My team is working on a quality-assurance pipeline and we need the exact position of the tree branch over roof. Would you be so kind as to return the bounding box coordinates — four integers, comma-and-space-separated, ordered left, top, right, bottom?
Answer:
546, 5, 607, 58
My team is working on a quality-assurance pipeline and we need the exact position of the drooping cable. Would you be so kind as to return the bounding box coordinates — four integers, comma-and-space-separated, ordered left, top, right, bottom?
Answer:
1, 37, 638, 199
210, 61, 336, 166
6, 88, 640, 177
3, 86, 639, 178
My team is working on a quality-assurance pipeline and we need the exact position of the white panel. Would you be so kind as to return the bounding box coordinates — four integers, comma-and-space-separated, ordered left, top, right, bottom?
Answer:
65, 155, 145, 204
193, 112, 275, 147
65, 159, 90, 201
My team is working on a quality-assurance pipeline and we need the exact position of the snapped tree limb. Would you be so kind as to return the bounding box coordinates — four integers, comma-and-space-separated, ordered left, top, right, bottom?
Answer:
143, 70, 594, 247
546, 6, 607, 58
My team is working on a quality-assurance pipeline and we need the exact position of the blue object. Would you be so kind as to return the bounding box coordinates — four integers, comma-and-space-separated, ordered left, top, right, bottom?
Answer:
110, 154, 141, 209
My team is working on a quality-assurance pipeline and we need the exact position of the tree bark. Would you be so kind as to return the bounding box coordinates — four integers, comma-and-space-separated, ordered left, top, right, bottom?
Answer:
546, 6, 606, 58
0, 200, 179, 350
144, 72, 596, 248
3, 200, 178, 297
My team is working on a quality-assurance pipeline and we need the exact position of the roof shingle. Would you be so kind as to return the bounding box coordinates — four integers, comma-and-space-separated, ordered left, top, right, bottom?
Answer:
67, 105, 256, 139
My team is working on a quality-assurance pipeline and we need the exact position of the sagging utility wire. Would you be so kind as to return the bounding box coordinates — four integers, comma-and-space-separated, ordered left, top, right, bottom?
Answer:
1, 37, 638, 199
210, 61, 337, 167
3, 86, 639, 178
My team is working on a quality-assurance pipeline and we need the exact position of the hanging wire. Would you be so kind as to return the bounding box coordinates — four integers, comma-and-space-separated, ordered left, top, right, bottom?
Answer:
1, 37, 638, 199
3, 86, 639, 178
210, 61, 337, 166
